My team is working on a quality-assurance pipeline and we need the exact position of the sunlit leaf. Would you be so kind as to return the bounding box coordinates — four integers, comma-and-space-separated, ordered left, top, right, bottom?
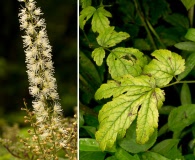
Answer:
95, 75, 165, 150
181, 0, 195, 10
143, 49, 185, 87
79, 6, 96, 30
80, 0, 92, 8
97, 27, 130, 48
107, 47, 147, 79
92, 47, 105, 66
92, 7, 112, 33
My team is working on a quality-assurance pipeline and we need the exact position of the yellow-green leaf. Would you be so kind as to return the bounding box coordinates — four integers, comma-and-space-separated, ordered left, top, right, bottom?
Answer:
107, 47, 147, 79
181, 0, 195, 10
97, 27, 130, 48
80, 0, 92, 9
92, 47, 105, 66
143, 49, 185, 87
79, 6, 96, 30
92, 7, 112, 33
95, 75, 165, 151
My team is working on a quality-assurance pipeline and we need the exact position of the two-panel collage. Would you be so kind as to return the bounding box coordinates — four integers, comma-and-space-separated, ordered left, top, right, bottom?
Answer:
1, 0, 195, 159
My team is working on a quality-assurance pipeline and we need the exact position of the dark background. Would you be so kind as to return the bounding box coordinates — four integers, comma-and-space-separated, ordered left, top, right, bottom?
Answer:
0, 0, 77, 126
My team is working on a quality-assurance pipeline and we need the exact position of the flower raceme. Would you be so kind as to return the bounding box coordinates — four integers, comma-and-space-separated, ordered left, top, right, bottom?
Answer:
18, 0, 69, 158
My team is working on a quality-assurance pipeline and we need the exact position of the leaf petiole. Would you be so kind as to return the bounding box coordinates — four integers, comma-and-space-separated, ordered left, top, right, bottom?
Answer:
163, 80, 195, 88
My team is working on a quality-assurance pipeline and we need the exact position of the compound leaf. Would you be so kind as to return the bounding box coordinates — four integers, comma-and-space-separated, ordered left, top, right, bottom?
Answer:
92, 47, 105, 66
92, 7, 112, 33
97, 27, 130, 48
95, 75, 165, 151
143, 49, 185, 87
79, 6, 96, 30
107, 47, 147, 79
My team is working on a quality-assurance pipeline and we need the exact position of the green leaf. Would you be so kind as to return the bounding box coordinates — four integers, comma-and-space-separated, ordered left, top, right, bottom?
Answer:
164, 13, 189, 29
81, 126, 96, 138
140, 151, 170, 160
168, 104, 195, 132
185, 28, 195, 42
105, 156, 118, 160
151, 139, 183, 159
119, 121, 157, 153
178, 52, 195, 80
79, 51, 102, 103
181, 0, 195, 10
96, 27, 130, 48
180, 83, 191, 105
92, 7, 112, 33
80, 0, 92, 8
79, 138, 101, 151
95, 75, 165, 150
115, 148, 140, 160
79, 6, 96, 30
79, 110, 85, 128
107, 47, 147, 79
80, 151, 106, 160
174, 42, 195, 51
92, 47, 105, 66
158, 105, 175, 115
134, 39, 151, 51
143, 49, 185, 87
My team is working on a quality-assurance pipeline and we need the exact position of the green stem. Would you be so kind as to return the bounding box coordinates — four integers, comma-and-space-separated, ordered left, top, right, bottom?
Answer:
163, 80, 195, 88
188, 6, 194, 27
133, 0, 157, 50
146, 19, 166, 49
82, 30, 93, 48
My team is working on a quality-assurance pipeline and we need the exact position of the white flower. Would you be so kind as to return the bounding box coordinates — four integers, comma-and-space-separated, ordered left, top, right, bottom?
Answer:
29, 86, 39, 96
22, 35, 32, 47
34, 8, 42, 16
18, 0, 65, 151
26, 23, 35, 35
54, 103, 63, 115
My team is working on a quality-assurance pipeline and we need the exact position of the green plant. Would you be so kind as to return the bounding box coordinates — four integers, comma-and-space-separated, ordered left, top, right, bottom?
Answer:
79, 0, 195, 159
